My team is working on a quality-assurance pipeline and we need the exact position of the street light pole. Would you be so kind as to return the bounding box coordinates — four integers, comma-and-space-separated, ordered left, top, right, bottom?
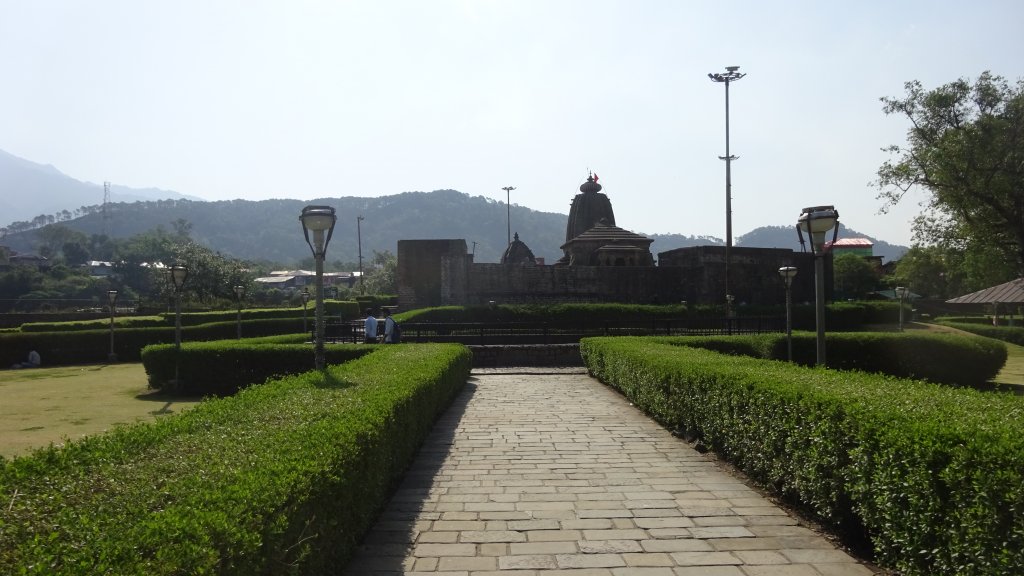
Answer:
234, 285, 245, 339
357, 215, 365, 295
300, 205, 338, 371
895, 286, 906, 331
502, 186, 516, 246
797, 206, 839, 367
169, 264, 189, 389
107, 290, 118, 362
708, 66, 745, 308
778, 267, 798, 362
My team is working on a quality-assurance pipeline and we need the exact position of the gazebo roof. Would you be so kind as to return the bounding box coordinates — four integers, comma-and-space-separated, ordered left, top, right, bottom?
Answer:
946, 278, 1024, 304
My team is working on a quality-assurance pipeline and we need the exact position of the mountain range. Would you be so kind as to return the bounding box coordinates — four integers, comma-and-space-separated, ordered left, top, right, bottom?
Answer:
0, 150, 908, 265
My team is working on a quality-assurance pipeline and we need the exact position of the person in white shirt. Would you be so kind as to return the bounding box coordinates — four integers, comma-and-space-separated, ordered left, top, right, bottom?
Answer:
364, 309, 378, 344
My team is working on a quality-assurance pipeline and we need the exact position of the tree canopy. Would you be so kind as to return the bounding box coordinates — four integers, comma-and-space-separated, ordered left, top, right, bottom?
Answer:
876, 71, 1024, 278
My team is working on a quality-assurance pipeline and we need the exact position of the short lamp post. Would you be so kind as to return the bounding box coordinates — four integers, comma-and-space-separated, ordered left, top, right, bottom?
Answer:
357, 215, 365, 295
778, 266, 798, 362
725, 294, 735, 335
797, 205, 839, 367
107, 290, 118, 362
895, 286, 907, 331
169, 264, 189, 388
301, 287, 311, 335
300, 205, 337, 371
234, 284, 245, 339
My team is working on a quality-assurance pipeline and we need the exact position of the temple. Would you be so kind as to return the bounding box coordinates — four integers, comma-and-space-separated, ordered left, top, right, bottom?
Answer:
397, 173, 824, 309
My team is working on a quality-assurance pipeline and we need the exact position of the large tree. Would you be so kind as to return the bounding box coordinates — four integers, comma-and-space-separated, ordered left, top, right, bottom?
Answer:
876, 71, 1024, 276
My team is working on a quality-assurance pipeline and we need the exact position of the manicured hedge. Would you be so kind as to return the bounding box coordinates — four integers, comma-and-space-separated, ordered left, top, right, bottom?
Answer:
20, 315, 168, 332
0, 319, 307, 367
934, 319, 1024, 346
160, 300, 361, 326
141, 341, 377, 396
652, 331, 1007, 387
0, 343, 472, 575
580, 337, 1024, 576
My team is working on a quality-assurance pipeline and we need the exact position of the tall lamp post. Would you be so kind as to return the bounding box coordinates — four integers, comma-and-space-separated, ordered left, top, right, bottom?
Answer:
234, 284, 245, 339
778, 266, 798, 362
301, 287, 311, 335
708, 65, 745, 307
502, 186, 515, 246
357, 215, 365, 294
797, 206, 839, 367
300, 205, 337, 371
169, 264, 189, 388
895, 286, 907, 331
107, 290, 118, 362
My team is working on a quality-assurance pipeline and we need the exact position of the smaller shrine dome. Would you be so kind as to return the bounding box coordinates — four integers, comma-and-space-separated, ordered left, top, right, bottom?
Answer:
501, 232, 537, 265
579, 173, 602, 194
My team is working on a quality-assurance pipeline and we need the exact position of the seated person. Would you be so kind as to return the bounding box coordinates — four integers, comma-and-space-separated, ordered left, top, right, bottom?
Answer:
12, 350, 41, 369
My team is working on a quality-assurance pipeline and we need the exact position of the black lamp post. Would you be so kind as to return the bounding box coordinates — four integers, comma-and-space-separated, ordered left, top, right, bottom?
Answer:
169, 263, 189, 388
778, 266, 798, 362
301, 287, 311, 335
502, 186, 515, 246
300, 205, 337, 371
708, 65, 745, 308
234, 284, 245, 339
797, 206, 839, 366
107, 290, 118, 362
357, 215, 365, 295
895, 286, 907, 331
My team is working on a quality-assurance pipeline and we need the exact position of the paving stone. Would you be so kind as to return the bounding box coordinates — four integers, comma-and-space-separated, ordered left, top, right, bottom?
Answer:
340, 372, 872, 574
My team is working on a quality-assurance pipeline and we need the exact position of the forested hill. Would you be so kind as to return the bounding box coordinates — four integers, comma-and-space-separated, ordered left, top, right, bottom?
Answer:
1, 191, 906, 265
735, 225, 908, 263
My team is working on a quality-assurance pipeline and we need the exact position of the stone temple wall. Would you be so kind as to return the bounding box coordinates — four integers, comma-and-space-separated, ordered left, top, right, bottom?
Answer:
461, 264, 686, 306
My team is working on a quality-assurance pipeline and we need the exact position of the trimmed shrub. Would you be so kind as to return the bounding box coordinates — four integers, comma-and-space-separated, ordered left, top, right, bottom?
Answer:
0, 343, 472, 575
20, 315, 168, 332
0, 319, 308, 367
653, 331, 1006, 387
934, 319, 1024, 346
141, 341, 376, 395
580, 337, 1024, 575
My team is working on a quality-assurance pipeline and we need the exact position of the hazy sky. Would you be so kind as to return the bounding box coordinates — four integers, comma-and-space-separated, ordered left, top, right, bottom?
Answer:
2, 1, 1022, 246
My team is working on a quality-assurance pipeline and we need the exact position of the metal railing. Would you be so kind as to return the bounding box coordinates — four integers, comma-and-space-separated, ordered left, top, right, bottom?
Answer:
325, 316, 786, 345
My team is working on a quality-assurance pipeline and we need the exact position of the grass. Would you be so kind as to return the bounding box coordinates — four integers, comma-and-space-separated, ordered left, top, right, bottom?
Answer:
0, 363, 203, 459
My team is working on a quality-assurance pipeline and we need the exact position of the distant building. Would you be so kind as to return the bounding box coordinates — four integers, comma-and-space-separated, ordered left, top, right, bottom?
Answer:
828, 237, 873, 257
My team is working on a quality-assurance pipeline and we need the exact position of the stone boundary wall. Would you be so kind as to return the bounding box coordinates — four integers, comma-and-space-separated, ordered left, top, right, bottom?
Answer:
467, 344, 583, 368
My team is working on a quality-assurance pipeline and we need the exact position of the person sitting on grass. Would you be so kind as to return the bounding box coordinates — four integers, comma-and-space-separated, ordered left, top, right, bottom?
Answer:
12, 350, 41, 369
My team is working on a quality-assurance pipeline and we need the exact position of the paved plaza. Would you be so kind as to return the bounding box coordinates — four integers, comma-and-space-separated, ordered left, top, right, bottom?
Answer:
343, 369, 877, 575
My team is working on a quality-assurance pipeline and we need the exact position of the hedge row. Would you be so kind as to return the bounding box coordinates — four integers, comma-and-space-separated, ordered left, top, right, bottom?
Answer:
580, 337, 1024, 576
0, 318, 307, 367
398, 301, 904, 331
0, 343, 472, 575
16, 301, 361, 332
934, 319, 1024, 346
652, 331, 1007, 387
141, 341, 377, 396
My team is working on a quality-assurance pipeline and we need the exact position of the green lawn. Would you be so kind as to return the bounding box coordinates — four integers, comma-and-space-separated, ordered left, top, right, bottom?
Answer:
0, 363, 203, 459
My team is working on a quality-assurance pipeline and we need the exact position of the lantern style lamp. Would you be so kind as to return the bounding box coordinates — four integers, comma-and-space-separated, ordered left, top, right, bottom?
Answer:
301, 287, 311, 334
299, 205, 337, 370
797, 205, 839, 366
895, 286, 907, 331
168, 263, 189, 389
778, 266, 798, 362
107, 290, 118, 362
234, 284, 245, 339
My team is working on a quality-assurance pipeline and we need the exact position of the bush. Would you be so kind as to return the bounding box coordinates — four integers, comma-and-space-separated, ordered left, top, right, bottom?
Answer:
653, 331, 1006, 387
20, 316, 168, 332
934, 319, 1024, 346
0, 319, 309, 367
580, 337, 1024, 575
141, 341, 376, 395
0, 343, 472, 575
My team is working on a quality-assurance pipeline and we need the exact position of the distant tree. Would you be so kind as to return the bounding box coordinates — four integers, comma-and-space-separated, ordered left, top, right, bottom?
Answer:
876, 71, 1024, 277
832, 253, 880, 300
363, 250, 397, 295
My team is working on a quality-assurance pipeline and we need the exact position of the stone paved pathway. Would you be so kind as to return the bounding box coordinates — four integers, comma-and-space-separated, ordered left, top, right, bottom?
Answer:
342, 370, 877, 575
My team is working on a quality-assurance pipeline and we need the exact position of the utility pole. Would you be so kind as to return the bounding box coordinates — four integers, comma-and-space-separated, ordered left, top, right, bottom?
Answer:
708, 66, 745, 310
357, 215, 365, 294
501, 186, 516, 245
